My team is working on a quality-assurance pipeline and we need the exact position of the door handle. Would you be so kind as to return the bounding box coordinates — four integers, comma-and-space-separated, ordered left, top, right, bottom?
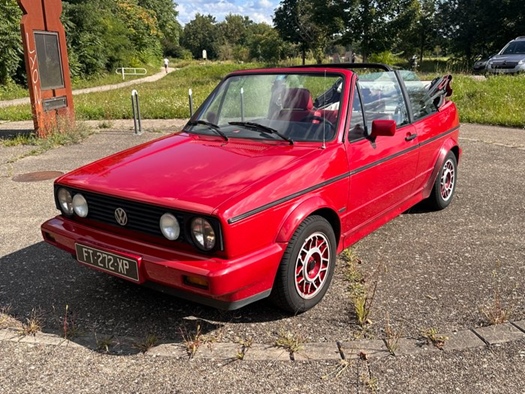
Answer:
405, 133, 417, 141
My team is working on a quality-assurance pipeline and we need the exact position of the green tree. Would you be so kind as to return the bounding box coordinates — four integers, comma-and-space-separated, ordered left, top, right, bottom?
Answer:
217, 14, 253, 61
181, 14, 221, 59
339, 0, 402, 62
391, 0, 438, 62
116, 0, 163, 63
63, 1, 134, 76
0, 0, 23, 85
137, 0, 182, 54
274, 0, 334, 64
436, 0, 525, 62
246, 23, 285, 62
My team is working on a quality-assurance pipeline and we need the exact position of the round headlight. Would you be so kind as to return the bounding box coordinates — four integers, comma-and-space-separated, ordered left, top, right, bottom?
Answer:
191, 217, 216, 251
57, 188, 73, 215
160, 213, 180, 240
73, 193, 88, 217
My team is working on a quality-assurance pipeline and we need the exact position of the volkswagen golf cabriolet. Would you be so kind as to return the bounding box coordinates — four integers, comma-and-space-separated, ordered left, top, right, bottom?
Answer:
41, 63, 460, 313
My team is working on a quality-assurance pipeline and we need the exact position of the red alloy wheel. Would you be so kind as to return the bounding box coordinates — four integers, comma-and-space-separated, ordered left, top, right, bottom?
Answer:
294, 232, 331, 299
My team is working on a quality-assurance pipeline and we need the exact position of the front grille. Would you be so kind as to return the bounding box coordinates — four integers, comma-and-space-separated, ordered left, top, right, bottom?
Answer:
494, 62, 518, 69
83, 190, 185, 239
55, 186, 223, 251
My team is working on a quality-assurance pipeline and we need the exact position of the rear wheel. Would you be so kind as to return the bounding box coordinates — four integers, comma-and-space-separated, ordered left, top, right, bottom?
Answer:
271, 215, 336, 313
427, 151, 457, 210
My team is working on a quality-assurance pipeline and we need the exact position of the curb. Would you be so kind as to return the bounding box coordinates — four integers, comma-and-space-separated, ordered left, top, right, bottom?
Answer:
2, 321, 525, 361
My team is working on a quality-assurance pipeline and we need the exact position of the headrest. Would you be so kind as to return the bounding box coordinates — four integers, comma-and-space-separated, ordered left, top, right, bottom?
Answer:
282, 88, 313, 110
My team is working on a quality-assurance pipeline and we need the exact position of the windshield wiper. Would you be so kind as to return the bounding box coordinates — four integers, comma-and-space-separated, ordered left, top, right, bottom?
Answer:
229, 121, 293, 145
187, 120, 228, 141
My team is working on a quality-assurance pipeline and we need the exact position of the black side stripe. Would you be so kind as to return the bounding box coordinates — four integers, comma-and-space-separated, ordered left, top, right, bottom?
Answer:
227, 125, 459, 224
228, 173, 349, 224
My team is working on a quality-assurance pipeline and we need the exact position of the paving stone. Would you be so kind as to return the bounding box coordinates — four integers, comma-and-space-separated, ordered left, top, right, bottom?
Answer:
0, 328, 20, 341
338, 339, 389, 359
294, 342, 342, 361
473, 323, 525, 345
242, 343, 291, 361
511, 320, 525, 333
394, 338, 440, 356
17, 331, 81, 348
146, 342, 188, 359
191, 343, 240, 360
442, 330, 486, 351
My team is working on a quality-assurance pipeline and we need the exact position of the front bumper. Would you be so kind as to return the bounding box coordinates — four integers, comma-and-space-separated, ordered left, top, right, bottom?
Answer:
486, 65, 525, 74
41, 216, 285, 310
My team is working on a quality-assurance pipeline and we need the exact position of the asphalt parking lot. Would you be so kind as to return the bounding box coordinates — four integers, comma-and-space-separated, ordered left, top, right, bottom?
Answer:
0, 120, 524, 393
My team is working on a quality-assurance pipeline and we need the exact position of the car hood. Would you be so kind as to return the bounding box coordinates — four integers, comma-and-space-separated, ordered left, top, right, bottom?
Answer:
58, 133, 339, 220
490, 53, 525, 63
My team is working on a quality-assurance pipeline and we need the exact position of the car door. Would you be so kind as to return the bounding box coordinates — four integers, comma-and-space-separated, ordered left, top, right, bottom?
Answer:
343, 72, 419, 242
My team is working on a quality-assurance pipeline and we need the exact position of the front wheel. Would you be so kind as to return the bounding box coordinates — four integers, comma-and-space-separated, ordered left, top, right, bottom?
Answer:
270, 215, 336, 313
427, 151, 457, 210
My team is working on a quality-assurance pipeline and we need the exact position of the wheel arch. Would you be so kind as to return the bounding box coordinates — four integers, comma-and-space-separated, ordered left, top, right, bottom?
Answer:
423, 141, 460, 199
276, 197, 341, 249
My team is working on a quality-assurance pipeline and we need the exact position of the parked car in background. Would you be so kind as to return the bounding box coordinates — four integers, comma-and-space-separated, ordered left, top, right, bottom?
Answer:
473, 55, 491, 74
41, 63, 461, 313
487, 36, 525, 74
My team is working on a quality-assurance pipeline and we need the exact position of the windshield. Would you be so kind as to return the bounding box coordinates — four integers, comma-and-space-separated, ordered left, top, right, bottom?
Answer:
501, 41, 525, 55
188, 72, 344, 143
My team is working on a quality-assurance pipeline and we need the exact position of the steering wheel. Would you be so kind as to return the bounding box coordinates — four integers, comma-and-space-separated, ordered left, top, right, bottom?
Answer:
300, 115, 335, 132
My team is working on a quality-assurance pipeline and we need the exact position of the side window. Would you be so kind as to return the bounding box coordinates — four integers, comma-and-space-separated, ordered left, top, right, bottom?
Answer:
358, 72, 410, 130
401, 72, 438, 121
348, 88, 366, 141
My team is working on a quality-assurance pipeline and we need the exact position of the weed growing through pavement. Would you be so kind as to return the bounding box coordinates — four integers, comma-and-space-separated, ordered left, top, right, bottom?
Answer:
234, 337, 253, 360
95, 334, 116, 353
97, 120, 113, 129
21, 308, 43, 336
180, 323, 220, 358
421, 327, 448, 349
480, 261, 513, 325
274, 329, 305, 356
341, 248, 383, 328
0, 305, 12, 328
134, 334, 159, 353
361, 374, 379, 393
62, 304, 79, 339
1, 118, 93, 157
383, 313, 402, 356
321, 360, 351, 380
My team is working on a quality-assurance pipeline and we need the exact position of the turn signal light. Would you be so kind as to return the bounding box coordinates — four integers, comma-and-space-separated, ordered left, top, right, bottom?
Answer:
184, 275, 209, 289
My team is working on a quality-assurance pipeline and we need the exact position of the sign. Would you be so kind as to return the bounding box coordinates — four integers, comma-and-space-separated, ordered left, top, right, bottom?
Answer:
17, 0, 74, 137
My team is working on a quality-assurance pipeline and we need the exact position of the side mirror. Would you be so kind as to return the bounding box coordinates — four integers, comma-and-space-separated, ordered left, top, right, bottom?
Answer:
370, 119, 396, 139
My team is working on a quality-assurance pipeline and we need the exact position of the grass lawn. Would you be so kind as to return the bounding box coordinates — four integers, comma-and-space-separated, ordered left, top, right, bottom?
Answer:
0, 62, 524, 128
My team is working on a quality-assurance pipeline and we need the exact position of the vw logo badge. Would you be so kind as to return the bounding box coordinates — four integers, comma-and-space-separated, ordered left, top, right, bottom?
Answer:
114, 208, 128, 226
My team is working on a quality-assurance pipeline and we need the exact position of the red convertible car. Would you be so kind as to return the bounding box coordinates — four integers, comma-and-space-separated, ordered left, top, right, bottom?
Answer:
41, 63, 460, 313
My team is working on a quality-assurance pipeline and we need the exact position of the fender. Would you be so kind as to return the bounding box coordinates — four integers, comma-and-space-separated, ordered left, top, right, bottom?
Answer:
422, 138, 461, 198
276, 194, 342, 244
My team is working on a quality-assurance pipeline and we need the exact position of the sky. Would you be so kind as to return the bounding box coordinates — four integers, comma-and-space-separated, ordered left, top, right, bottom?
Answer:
175, 0, 281, 26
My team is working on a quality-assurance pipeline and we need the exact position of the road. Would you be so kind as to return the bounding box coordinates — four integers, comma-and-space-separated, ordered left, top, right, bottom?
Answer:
0, 121, 524, 393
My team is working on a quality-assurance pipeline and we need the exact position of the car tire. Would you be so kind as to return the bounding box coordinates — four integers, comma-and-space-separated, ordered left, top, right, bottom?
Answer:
270, 215, 336, 313
427, 151, 457, 210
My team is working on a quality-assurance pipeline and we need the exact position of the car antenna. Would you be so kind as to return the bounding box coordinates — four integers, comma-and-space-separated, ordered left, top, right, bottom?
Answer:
322, 71, 327, 149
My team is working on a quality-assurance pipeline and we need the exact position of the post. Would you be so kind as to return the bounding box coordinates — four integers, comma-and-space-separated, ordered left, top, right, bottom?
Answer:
188, 89, 194, 117
131, 89, 142, 135
240, 87, 245, 122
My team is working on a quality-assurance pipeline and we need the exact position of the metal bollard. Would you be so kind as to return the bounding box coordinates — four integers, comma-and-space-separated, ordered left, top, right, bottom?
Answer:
188, 89, 194, 117
131, 89, 142, 135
